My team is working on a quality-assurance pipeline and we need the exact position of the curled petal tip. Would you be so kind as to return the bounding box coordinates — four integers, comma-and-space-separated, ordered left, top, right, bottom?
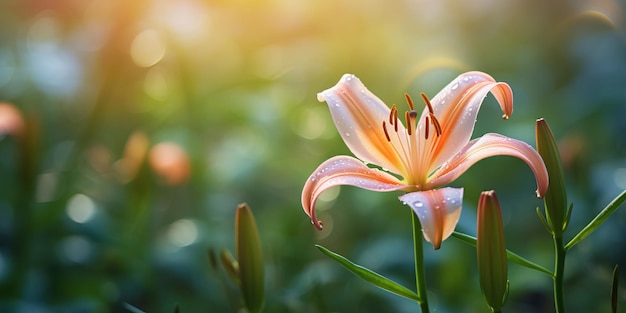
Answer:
316, 92, 326, 102
502, 114, 510, 120
313, 219, 324, 230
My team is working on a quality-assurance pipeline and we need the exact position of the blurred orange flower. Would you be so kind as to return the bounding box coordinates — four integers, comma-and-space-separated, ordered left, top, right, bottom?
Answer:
0, 102, 25, 139
148, 142, 190, 186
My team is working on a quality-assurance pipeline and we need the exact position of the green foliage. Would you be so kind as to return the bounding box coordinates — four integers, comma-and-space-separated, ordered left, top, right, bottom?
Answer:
316, 245, 420, 302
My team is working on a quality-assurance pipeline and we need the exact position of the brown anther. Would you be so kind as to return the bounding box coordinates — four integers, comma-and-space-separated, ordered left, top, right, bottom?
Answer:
421, 92, 442, 138
431, 114, 442, 136
392, 107, 398, 133
404, 93, 415, 110
389, 104, 396, 125
420, 92, 435, 115
425, 116, 430, 140
405, 111, 412, 136
382, 121, 391, 142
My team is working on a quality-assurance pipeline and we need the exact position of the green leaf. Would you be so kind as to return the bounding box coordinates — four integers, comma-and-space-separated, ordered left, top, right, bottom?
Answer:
452, 231, 553, 277
565, 189, 626, 251
123, 303, 146, 313
315, 245, 420, 302
235, 203, 264, 313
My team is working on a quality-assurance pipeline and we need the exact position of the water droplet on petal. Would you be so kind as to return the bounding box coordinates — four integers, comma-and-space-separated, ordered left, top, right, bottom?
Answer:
451, 83, 459, 90
413, 201, 424, 208
345, 132, 351, 137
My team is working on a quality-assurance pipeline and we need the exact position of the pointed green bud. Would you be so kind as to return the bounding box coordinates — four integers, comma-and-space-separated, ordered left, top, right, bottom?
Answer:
536, 118, 568, 237
477, 190, 509, 312
235, 203, 265, 313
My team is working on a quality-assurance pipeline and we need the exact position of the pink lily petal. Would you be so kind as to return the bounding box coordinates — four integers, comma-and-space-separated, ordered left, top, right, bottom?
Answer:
420, 72, 514, 172
317, 74, 408, 176
427, 133, 549, 197
399, 188, 464, 250
302, 155, 406, 229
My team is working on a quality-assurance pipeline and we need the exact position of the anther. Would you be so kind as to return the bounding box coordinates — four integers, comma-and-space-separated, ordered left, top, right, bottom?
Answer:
405, 111, 412, 136
392, 107, 398, 133
420, 92, 435, 115
389, 105, 396, 125
420, 92, 443, 138
425, 116, 430, 139
382, 121, 391, 142
404, 93, 415, 110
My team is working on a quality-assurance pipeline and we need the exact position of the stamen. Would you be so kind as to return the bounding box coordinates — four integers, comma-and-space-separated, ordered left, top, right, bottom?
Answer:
425, 116, 430, 140
420, 92, 435, 115
431, 114, 442, 136
382, 121, 391, 142
392, 107, 398, 133
404, 93, 415, 110
405, 111, 412, 136
389, 104, 396, 125
420, 92, 443, 138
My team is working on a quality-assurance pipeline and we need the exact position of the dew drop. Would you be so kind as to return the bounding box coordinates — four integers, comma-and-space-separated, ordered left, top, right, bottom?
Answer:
345, 132, 351, 137
451, 83, 459, 90
413, 201, 424, 208
310, 177, 316, 182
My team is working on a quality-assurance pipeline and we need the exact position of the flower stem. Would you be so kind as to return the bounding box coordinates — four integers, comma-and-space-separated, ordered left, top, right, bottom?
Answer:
553, 235, 566, 313
411, 211, 430, 313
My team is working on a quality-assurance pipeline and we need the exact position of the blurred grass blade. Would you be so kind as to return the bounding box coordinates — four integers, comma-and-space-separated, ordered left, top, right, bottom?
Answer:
565, 189, 626, 251
123, 303, 146, 313
235, 203, 264, 313
220, 248, 240, 284
315, 245, 419, 302
612, 265, 619, 313
452, 231, 553, 277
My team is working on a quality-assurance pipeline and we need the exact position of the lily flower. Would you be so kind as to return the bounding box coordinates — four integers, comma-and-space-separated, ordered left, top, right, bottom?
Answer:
302, 72, 549, 249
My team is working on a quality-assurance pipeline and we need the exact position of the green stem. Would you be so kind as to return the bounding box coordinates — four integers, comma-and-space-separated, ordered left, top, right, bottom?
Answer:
553, 235, 566, 313
411, 211, 430, 313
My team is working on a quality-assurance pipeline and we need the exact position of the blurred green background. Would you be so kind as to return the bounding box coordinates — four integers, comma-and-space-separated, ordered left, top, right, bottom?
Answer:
0, 0, 625, 312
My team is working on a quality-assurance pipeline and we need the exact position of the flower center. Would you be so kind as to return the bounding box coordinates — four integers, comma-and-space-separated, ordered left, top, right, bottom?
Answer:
381, 93, 442, 188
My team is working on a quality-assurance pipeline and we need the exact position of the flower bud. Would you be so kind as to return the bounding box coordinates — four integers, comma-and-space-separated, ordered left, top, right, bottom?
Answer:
236, 203, 264, 313
535, 118, 569, 237
477, 190, 509, 312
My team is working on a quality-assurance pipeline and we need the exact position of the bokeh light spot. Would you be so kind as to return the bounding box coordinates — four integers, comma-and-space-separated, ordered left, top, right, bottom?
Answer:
149, 142, 190, 185
66, 194, 96, 224
614, 168, 626, 189
144, 66, 170, 101
130, 30, 166, 68
59, 236, 92, 264
167, 219, 198, 247
292, 106, 329, 140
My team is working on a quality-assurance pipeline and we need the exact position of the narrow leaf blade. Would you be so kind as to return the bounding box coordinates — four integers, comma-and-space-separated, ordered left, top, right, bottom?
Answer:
566, 189, 626, 251
316, 245, 420, 302
612, 265, 619, 313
